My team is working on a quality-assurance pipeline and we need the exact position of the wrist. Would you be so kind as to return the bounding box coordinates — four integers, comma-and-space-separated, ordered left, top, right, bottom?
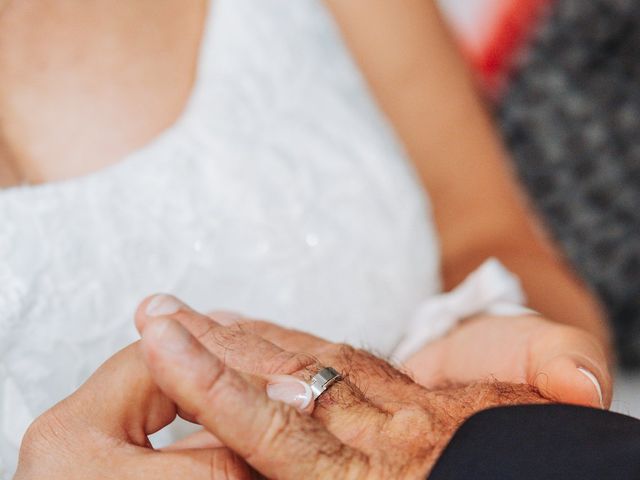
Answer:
418, 381, 549, 474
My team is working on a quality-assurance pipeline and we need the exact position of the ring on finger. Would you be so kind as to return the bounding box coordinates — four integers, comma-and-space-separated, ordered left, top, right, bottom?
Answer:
309, 367, 343, 401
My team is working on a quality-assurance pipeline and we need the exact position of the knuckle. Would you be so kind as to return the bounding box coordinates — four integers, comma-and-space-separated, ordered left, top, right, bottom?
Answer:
338, 346, 412, 389
388, 406, 433, 442
331, 343, 357, 363
200, 324, 244, 349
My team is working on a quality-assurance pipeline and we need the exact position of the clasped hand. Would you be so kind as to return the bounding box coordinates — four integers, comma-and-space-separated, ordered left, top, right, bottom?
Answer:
16, 295, 552, 479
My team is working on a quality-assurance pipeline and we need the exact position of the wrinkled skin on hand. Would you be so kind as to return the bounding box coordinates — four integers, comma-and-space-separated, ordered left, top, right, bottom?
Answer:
133, 295, 549, 479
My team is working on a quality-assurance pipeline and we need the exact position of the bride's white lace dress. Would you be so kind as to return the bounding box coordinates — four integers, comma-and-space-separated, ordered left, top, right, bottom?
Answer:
0, 1, 442, 475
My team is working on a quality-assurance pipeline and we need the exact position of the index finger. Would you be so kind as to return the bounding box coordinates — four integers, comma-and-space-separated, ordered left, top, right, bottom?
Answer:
223, 318, 332, 353
135, 297, 328, 358
136, 295, 392, 439
135, 295, 415, 395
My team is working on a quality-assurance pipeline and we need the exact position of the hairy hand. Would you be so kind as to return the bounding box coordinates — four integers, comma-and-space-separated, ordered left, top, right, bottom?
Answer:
16, 295, 551, 480
136, 295, 549, 479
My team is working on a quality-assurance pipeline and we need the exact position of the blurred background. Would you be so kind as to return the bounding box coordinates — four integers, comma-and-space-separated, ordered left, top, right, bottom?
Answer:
439, 0, 640, 415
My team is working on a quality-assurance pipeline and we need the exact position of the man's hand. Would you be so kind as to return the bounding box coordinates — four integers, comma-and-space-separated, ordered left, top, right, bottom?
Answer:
136, 294, 550, 478
14, 343, 253, 480
16, 293, 552, 480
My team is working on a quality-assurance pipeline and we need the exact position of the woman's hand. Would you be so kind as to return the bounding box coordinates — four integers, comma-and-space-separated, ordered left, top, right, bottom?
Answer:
404, 314, 611, 409
324, 0, 614, 406
14, 343, 253, 480
135, 294, 549, 478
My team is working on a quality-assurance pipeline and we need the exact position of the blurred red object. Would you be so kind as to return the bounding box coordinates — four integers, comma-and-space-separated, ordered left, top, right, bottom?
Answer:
440, 0, 550, 93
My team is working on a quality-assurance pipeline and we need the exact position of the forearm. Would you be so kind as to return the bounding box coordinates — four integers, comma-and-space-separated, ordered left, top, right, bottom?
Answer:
444, 238, 611, 355
325, 0, 611, 352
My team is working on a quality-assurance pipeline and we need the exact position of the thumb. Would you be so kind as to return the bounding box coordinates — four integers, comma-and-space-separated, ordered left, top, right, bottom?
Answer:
68, 343, 178, 446
528, 327, 611, 409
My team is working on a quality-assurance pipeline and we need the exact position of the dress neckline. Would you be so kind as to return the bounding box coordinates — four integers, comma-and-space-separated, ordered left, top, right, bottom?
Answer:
0, 0, 216, 198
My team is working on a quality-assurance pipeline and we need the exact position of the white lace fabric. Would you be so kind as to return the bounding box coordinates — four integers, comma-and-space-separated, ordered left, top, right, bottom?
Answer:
0, 1, 527, 477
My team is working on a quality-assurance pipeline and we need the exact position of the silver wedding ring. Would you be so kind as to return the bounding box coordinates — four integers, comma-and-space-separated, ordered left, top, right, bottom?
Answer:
309, 367, 342, 400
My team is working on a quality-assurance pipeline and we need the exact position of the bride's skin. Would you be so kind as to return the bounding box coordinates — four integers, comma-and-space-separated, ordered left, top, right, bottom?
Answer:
0, 0, 207, 184
0, 0, 612, 407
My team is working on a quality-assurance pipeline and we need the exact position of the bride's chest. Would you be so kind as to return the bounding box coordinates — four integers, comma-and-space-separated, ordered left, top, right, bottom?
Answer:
0, 1, 205, 186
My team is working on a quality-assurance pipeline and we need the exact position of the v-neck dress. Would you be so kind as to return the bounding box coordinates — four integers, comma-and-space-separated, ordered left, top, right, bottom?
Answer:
0, 0, 450, 475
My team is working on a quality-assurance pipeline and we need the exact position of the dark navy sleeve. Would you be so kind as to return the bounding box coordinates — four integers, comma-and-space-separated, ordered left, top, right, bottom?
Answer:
428, 405, 640, 479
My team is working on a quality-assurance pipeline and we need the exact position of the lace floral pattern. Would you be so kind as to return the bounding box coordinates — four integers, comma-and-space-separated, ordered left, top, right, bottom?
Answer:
0, 0, 440, 475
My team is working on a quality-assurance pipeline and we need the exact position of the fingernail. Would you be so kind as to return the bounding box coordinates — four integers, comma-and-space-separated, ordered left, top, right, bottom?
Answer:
577, 367, 604, 408
266, 375, 313, 411
146, 294, 186, 317
145, 318, 193, 353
